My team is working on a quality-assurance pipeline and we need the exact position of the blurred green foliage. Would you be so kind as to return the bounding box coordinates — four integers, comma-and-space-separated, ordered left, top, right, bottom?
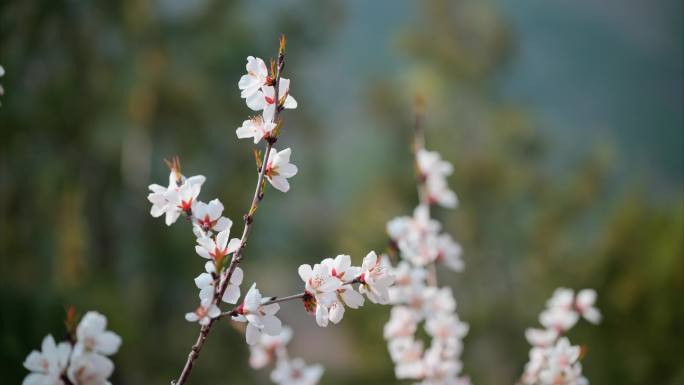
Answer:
1, 1, 682, 385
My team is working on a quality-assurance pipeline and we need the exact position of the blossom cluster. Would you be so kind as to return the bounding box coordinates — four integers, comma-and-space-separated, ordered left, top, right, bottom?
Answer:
298, 251, 395, 327
521, 288, 601, 385
22, 311, 121, 385
248, 327, 324, 385
416, 149, 458, 208
382, 140, 470, 385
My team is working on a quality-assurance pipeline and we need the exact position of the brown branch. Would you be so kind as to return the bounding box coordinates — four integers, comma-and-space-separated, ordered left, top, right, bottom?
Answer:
172, 36, 287, 385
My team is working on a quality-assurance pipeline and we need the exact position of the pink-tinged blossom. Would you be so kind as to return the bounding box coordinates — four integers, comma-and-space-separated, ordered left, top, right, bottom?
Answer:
148, 172, 205, 226
233, 283, 282, 345
265, 147, 298, 193
236, 115, 277, 144
358, 251, 395, 304
320, 255, 364, 324
298, 263, 341, 327
262, 77, 298, 117
195, 228, 241, 268
387, 262, 428, 305
521, 288, 600, 385
425, 313, 469, 345
539, 307, 579, 333
435, 233, 464, 272
384, 306, 419, 340
422, 287, 457, 317
387, 204, 441, 243
416, 149, 458, 208
547, 288, 575, 310
192, 199, 232, 234
67, 352, 114, 385
22, 335, 71, 385
239, 56, 269, 102
249, 327, 293, 369
245, 75, 297, 114
525, 328, 559, 348
422, 343, 463, 382
194, 263, 244, 304
575, 289, 602, 324
425, 173, 458, 208
185, 297, 221, 326
522, 338, 587, 385
73, 312, 122, 357
270, 358, 323, 385
388, 338, 425, 379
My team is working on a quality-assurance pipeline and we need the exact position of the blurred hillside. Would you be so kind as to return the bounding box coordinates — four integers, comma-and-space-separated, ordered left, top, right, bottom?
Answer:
1, 1, 682, 385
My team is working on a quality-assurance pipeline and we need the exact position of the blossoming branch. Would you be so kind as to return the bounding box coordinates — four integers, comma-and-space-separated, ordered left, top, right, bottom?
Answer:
380, 98, 471, 385
146, 36, 394, 385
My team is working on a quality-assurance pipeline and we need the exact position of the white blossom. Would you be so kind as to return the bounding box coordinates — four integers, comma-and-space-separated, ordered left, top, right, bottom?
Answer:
388, 337, 425, 379
239, 56, 269, 104
387, 204, 440, 243
73, 312, 122, 357
195, 228, 241, 266
416, 149, 458, 208
521, 288, 601, 385
249, 327, 293, 369
22, 335, 71, 385
522, 338, 587, 385
358, 251, 395, 304
321, 255, 364, 324
384, 306, 419, 340
265, 147, 298, 193
425, 173, 458, 208
262, 77, 298, 117
270, 358, 323, 385
192, 199, 232, 234
525, 328, 559, 347
233, 283, 282, 345
194, 263, 244, 304
236, 115, 277, 144
185, 297, 221, 326
298, 262, 341, 327
425, 313, 469, 345
147, 171, 205, 226
576, 289, 602, 324
67, 353, 114, 385
436, 234, 464, 272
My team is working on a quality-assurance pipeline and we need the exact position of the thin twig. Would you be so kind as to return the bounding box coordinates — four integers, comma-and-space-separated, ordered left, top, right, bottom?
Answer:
219, 292, 308, 319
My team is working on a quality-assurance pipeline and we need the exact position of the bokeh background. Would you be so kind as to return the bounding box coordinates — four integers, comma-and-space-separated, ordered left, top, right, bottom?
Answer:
1, 0, 682, 384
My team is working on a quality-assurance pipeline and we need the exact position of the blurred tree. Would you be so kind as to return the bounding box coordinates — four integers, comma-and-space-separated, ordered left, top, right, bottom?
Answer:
331, 0, 683, 384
